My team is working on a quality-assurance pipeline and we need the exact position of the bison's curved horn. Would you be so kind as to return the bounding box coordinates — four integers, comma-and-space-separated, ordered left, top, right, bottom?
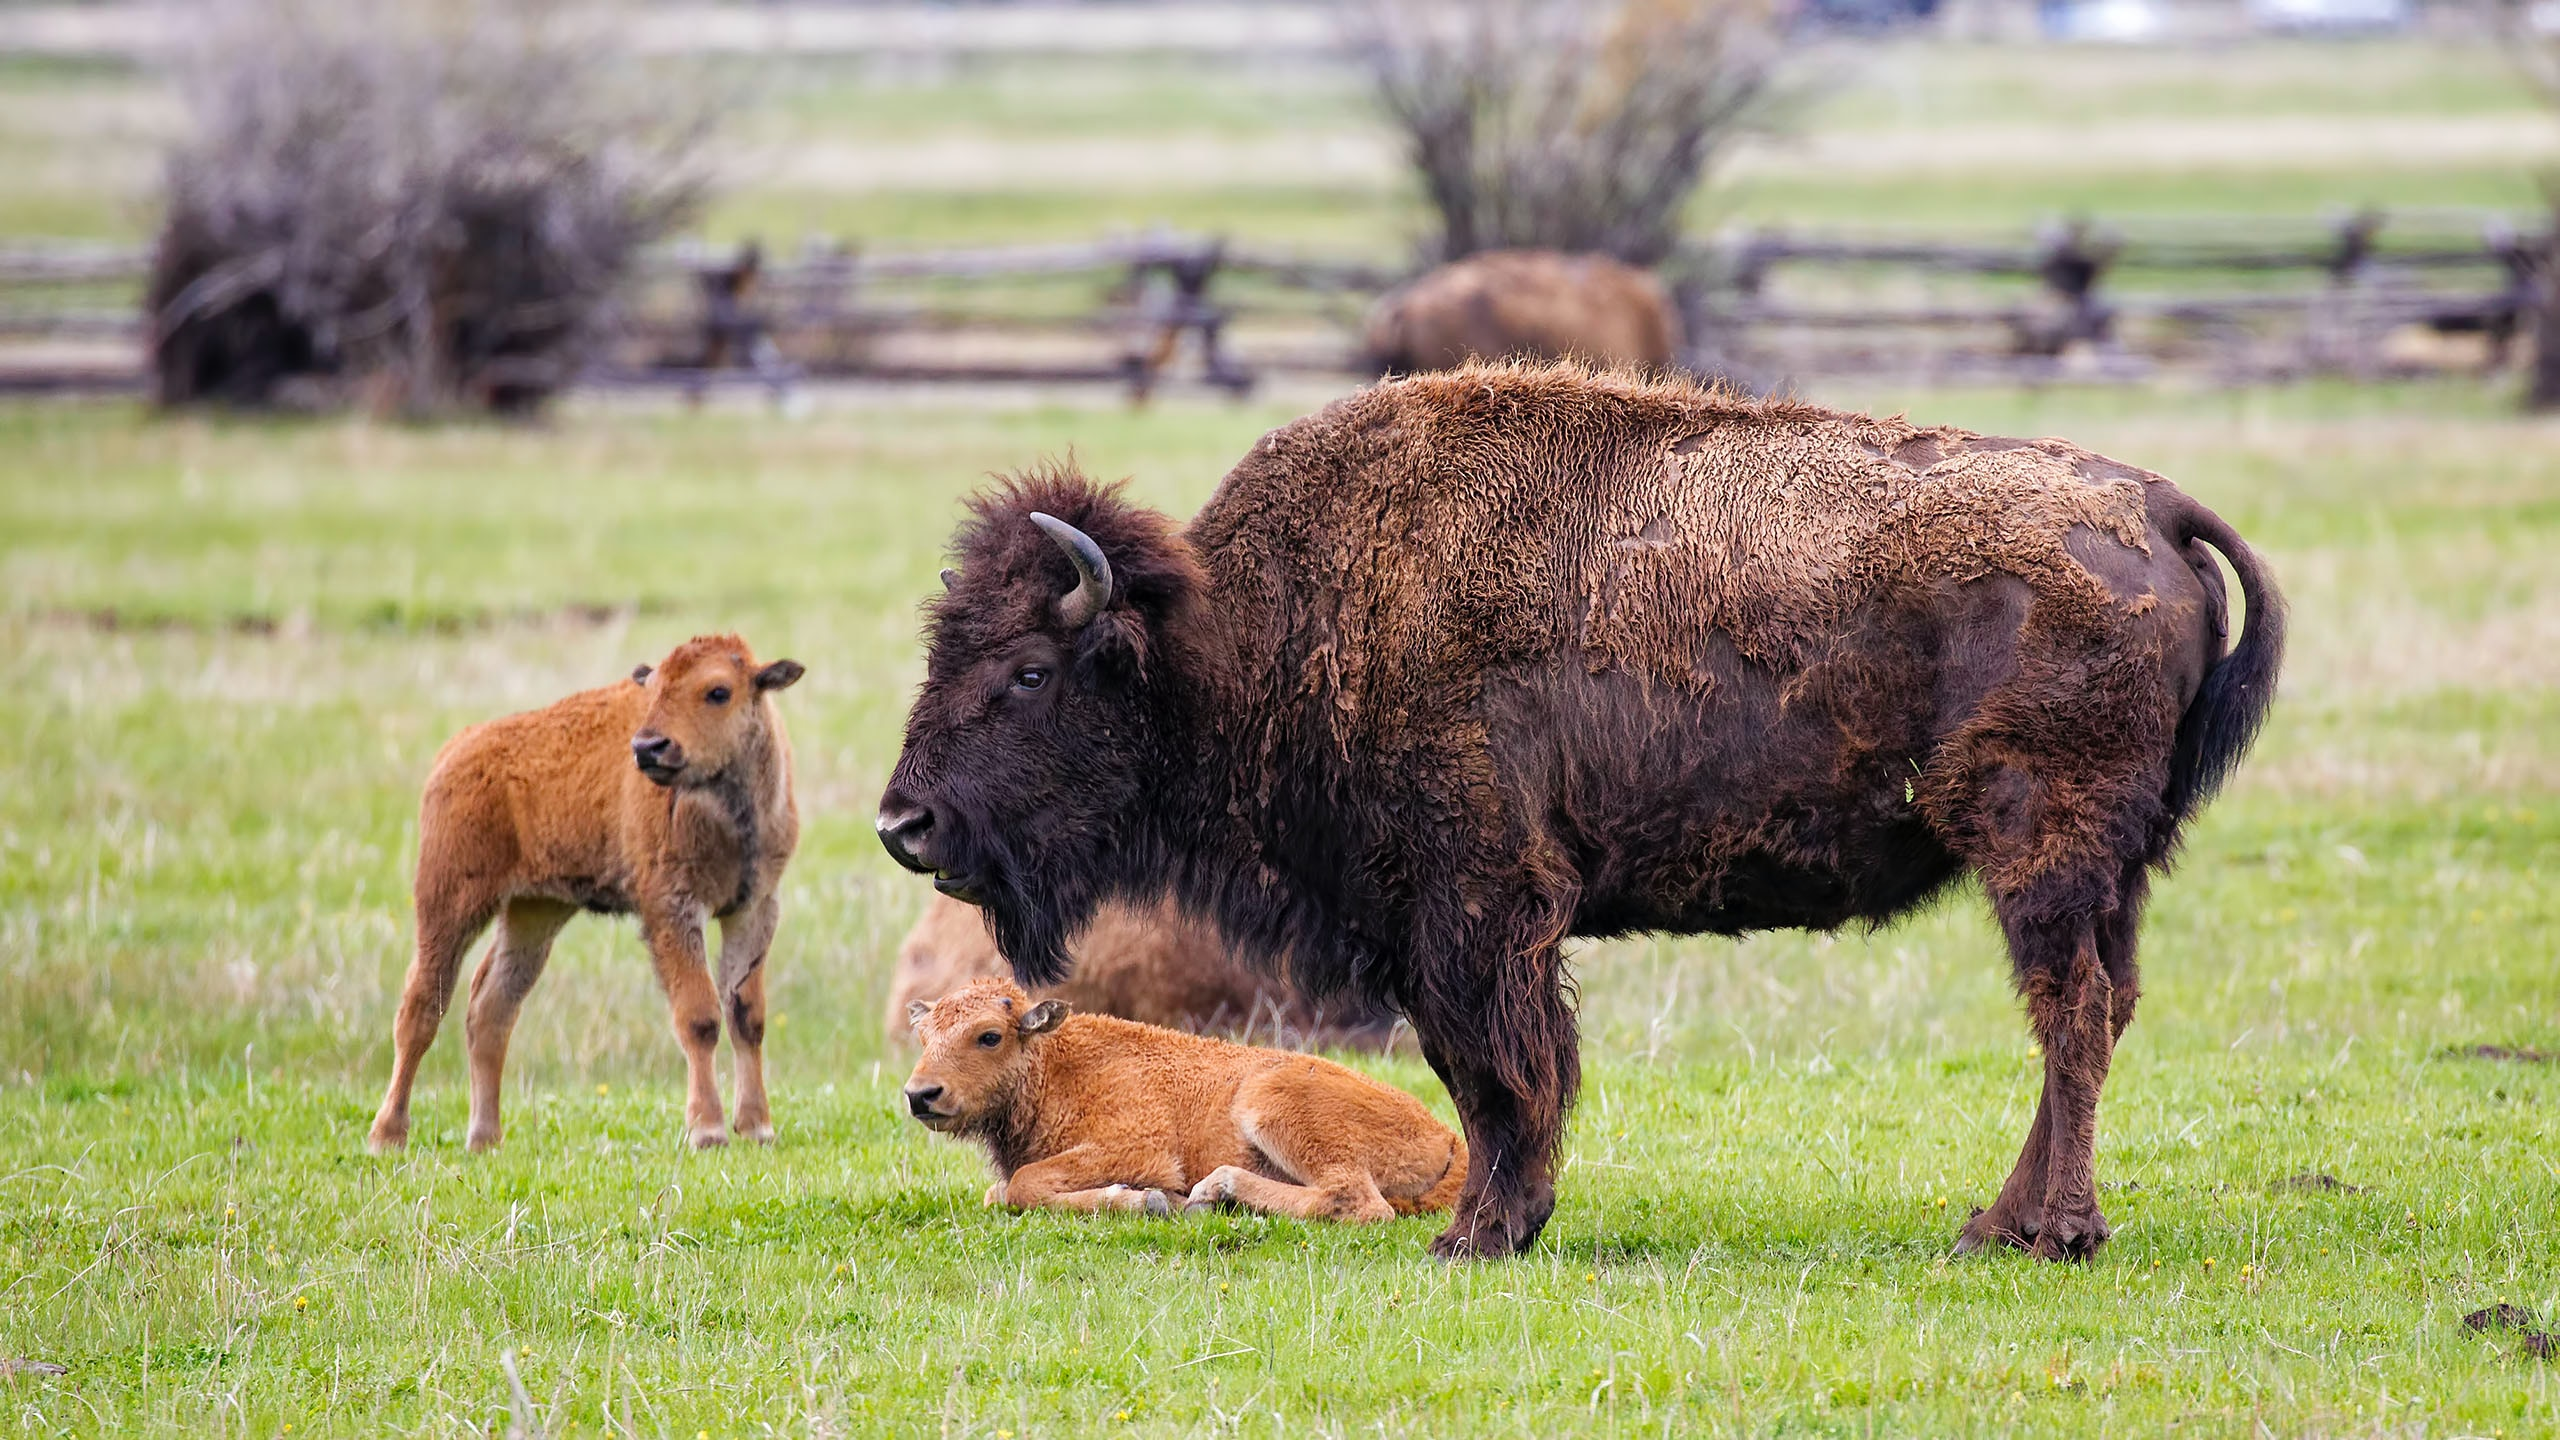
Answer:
1028, 511, 1114, 628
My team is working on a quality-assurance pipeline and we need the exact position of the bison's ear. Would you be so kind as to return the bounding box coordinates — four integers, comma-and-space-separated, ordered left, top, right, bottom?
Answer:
906, 999, 932, 1029
939, 567, 960, 590
754, 659, 805, 692
1019, 999, 1069, 1035
630, 664, 653, 685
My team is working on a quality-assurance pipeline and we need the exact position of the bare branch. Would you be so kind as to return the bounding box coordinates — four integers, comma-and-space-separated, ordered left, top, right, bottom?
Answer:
1347, 0, 1789, 266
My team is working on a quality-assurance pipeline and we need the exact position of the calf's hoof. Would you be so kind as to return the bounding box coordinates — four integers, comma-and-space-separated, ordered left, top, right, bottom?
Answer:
984, 1183, 1010, 1208
688, 1124, 730, 1151
1142, 1189, 1175, 1218
464, 1125, 502, 1154
1186, 1167, 1245, 1212
736, 1121, 776, 1145
365, 1123, 408, 1156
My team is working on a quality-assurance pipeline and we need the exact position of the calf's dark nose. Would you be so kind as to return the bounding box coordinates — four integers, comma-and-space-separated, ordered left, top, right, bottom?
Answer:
876, 801, 938, 874
904, 1084, 944, 1118
631, 732, 676, 766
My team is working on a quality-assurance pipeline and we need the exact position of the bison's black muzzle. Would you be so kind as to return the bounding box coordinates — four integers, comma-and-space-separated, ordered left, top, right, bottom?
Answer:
875, 800, 939, 875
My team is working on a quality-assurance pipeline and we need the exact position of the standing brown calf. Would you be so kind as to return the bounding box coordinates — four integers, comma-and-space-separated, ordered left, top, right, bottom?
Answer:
367, 634, 804, 1154
903, 978, 1465, 1223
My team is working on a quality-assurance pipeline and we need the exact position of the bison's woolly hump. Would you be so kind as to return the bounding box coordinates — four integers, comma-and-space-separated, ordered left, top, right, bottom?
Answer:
880, 361, 2282, 1261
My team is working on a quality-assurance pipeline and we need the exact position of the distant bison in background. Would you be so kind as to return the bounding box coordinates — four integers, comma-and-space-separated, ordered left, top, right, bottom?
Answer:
1363, 249, 1683, 376
887, 892, 1401, 1050
369, 634, 804, 1155
878, 362, 2283, 1261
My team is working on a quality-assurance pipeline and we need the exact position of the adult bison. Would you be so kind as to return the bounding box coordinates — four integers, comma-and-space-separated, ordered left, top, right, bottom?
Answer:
878, 362, 2282, 1261
1364, 250, 1683, 376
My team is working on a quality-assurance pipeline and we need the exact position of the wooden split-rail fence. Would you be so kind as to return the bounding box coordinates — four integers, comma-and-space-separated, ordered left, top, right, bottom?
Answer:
0, 209, 2540, 398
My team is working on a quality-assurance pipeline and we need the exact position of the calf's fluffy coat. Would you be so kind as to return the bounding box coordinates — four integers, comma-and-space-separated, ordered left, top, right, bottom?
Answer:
368, 634, 804, 1154
904, 978, 1464, 1222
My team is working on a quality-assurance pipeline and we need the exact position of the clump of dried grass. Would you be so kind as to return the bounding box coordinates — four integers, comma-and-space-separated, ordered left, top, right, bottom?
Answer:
148, 0, 712, 415
1347, 0, 1787, 266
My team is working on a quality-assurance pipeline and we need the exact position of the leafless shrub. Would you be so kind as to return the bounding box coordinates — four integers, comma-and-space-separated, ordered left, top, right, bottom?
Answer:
148, 0, 713, 415
2483, 0, 2560, 409
1348, 0, 1788, 267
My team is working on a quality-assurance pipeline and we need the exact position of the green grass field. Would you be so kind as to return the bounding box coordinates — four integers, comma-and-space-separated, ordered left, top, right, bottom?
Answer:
3, 21, 2559, 1437
1, 376, 2555, 1436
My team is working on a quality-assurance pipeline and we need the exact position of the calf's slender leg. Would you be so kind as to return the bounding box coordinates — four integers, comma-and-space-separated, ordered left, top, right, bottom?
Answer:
715, 893, 779, 1143
368, 878, 501, 1153
1185, 1166, 1394, 1223
996, 1144, 1180, 1214
641, 903, 729, 1149
461, 898, 576, 1152
1184, 1068, 1404, 1221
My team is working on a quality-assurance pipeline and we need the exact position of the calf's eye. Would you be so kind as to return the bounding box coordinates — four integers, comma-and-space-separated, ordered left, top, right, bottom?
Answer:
706, 686, 731, 705
1012, 667, 1048, 693
976, 1030, 1002, 1048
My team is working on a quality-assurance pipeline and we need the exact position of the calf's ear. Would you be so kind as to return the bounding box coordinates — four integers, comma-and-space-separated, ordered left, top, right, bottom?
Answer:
630, 664, 653, 685
906, 999, 932, 1029
1019, 999, 1069, 1035
754, 659, 806, 692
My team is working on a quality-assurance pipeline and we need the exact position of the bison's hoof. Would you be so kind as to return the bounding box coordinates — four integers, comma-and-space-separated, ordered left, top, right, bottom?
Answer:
2029, 1210, 2111, 1262
1428, 1217, 1526, 1262
1952, 1205, 2036, 1257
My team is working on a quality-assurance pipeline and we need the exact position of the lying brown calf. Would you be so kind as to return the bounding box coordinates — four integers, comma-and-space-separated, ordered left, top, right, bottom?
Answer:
903, 978, 1464, 1222
367, 633, 803, 1154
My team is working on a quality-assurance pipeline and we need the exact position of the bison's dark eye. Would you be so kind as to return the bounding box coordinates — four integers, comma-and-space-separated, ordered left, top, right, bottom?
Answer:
1011, 667, 1048, 694
976, 1030, 1002, 1048
706, 686, 731, 705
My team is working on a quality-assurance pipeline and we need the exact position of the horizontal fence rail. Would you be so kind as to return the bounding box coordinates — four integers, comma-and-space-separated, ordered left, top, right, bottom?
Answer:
0, 208, 2542, 398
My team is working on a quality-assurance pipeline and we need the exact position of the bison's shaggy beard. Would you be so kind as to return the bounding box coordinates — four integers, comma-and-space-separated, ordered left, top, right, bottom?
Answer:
929, 798, 1106, 991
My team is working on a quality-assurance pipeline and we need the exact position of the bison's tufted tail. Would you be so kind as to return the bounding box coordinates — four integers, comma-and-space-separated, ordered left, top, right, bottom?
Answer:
2165, 495, 2286, 826
1401, 1131, 1471, 1217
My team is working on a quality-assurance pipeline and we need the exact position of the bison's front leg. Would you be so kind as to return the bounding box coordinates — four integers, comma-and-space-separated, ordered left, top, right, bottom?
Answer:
1409, 934, 1580, 1260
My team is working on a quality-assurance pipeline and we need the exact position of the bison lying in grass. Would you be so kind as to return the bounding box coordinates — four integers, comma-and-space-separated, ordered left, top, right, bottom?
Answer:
1363, 249, 1683, 376
879, 362, 2283, 1260
904, 978, 1465, 1222
369, 634, 804, 1154
887, 892, 1403, 1049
